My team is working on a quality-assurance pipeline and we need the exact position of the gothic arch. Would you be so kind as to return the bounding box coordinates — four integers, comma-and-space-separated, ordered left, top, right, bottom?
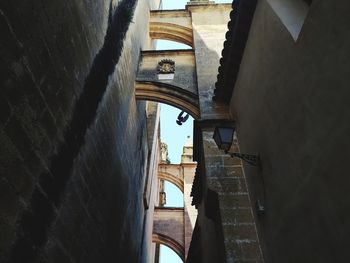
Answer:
152, 233, 184, 261
150, 22, 193, 47
158, 172, 184, 193
135, 81, 200, 119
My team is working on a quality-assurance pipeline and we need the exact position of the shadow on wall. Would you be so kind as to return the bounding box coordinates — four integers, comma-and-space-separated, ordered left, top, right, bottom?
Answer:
2, 0, 144, 262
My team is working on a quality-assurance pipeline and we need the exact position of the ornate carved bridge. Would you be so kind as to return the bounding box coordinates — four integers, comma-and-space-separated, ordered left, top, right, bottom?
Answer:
135, 49, 199, 118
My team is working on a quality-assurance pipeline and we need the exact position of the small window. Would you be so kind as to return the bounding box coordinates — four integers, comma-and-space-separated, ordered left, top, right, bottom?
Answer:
267, 0, 311, 41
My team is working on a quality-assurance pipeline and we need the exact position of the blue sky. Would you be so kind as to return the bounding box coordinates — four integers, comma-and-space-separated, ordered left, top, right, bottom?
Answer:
160, 104, 193, 164
157, 0, 233, 262
157, 44, 190, 263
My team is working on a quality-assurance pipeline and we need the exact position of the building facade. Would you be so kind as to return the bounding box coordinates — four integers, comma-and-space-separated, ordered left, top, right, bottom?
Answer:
0, 0, 162, 262
1, 0, 350, 262
212, 0, 350, 262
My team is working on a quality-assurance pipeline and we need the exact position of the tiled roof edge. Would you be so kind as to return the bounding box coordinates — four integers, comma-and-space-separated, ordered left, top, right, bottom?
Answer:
213, 0, 258, 104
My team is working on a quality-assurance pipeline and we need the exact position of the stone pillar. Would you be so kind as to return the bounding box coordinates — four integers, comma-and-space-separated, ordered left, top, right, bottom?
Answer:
188, 3, 231, 120
181, 2, 264, 262
202, 128, 263, 262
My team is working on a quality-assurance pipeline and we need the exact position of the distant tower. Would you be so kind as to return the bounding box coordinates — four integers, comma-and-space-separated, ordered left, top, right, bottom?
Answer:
181, 136, 194, 163
159, 143, 168, 206
160, 142, 170, 164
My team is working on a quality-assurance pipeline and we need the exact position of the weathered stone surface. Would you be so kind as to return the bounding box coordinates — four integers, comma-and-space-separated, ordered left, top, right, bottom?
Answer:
190, 4, 231, 120
0, 0, 160, 262
153, 207, 185, 246
191, 126, 263, 262
230, 0, 350, 261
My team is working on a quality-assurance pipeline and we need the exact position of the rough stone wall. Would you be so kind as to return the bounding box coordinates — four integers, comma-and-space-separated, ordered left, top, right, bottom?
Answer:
186, 3, 264, 262
194, 128, 263, 263
230, 0, 350, 261
0, 0, 160, 262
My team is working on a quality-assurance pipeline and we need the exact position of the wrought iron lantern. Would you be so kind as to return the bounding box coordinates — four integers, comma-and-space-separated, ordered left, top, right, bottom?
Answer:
213, 126, 260, 166
213, 126, 235, 153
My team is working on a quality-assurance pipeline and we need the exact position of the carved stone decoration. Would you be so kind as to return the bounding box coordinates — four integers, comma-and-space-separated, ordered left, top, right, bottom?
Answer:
157, 59, 175, 74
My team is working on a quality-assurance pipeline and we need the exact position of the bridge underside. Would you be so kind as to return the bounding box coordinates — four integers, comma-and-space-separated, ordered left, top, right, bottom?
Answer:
152, 233, 184, 261
153, 207, 185, 261
135, 49, 199, 119
150, 22, 193, 47
158, 172, 184, 192
135, 81, 200, 119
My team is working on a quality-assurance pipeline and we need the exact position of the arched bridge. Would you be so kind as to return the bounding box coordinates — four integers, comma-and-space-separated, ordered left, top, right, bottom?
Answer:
158, 163, 186, 192
152, 207, 185, 261
150, 9, 193, 47
135, 50, 199, 119
135, 9, 200, 119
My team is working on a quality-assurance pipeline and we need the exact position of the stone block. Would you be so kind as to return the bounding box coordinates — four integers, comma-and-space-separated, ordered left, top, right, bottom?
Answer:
219, 193, 252, 209
222, 224, 258, 241
220, 208, 254, 225
207, 177, 247, 193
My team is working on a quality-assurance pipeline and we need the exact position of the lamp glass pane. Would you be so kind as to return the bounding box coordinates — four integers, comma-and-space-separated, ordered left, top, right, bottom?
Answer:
213, 127, 235, 151
213, 128, 221, 148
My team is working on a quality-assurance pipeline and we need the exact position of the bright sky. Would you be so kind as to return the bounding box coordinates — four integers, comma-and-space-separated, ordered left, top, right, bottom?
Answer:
157, 0, 233, 262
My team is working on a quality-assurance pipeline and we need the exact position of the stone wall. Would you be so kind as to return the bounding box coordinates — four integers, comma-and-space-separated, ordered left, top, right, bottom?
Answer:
189, 3, 231, 120
0, 0, 160, 262
230, 0, 350, 261
203, 129, 263, 262
141, 102, 161, 263
191, 124, 263, 263
183, 3, 264, 262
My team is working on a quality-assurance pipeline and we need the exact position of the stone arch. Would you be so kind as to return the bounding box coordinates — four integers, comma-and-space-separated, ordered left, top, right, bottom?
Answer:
135, 81, 200, 119
158, 172, 184, 193
152, 233, 184, 261
150, 22, 193, 47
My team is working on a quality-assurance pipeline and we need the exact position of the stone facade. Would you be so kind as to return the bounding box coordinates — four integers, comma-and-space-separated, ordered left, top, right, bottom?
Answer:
214, 0, 350, 262
4, 0, 346, 262
185, 2, 264, 262
0, 0, 161, 262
